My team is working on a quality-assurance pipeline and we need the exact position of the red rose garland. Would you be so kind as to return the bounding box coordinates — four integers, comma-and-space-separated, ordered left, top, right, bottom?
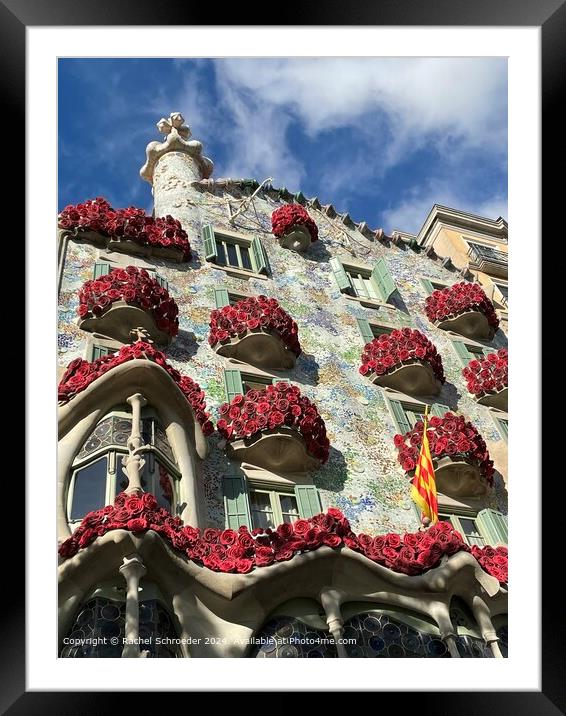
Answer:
216, 382, 330, 464
77, 265, 179, 338
470, 544, 508, 584
359, 327, 445, 383
58, 197, 191, 260
394, 411, 494, 486
208, 295, 301, 356
463, 349, 508, 396
58, 341, 214, 435
424, 282, 499, 331
271, 204, 319, 242
58, 497, 507, 585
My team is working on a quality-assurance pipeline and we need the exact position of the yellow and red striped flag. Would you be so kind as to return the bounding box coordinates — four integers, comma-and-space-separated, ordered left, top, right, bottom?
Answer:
411, 407, 439, 524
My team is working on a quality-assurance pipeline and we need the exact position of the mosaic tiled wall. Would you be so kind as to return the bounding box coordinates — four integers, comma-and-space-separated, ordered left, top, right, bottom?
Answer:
58, 182, 508, 536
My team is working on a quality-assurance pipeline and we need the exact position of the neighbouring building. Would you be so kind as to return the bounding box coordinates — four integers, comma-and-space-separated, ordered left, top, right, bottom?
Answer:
57, 113, 508, 659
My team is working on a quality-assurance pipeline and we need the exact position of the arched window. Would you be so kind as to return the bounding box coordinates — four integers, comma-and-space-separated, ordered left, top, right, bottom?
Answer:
340, 603, 450, 658
248, 598, 338, 658
67, 406, 180, 527
60, 580, 182, 658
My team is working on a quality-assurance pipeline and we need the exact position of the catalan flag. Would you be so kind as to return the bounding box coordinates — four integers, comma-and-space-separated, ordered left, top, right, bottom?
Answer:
411, 407, 439, 524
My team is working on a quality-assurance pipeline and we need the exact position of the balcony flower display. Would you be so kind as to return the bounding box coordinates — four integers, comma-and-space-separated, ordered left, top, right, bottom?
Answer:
208, 296, 301, 370
216, 382, 329, 470
271, 204, 319, 252
58, 500, 507, 586
58, 197, 191, 261
359, 328, 445, 396
58, 341, 214, 435
463, 349, 508, 410
424, 282, 499, 339
77, 265, 179, 344
394, 412, 494, 497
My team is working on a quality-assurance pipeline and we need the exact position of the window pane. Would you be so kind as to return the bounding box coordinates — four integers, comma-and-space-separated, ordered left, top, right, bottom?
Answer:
350, 273, 367, 298
406, 409, 425, 428
458, 518, 485, 547
71, 456, 108, 520
240, 246, 253, 270
364, 277, 379, 300
77, 417, 114, 460
243, 377, 271, 393
250, 491, 275, 530
226, 243, 239, 267
279, 494, 299, 523
371, 325, 391, 338
467, 344, 485, 357
157, 464, 173, 511
215, 241, 227, 266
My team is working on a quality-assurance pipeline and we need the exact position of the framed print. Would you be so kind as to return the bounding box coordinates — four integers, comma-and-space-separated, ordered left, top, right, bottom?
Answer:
11, 0, 558, 708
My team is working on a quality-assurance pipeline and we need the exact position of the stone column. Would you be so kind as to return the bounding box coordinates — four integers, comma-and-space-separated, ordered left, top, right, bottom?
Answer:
119, 554, 148, 658
122, 392, 147, 494
320, 588, 348, 658
139, 111, 214, 226
442, 632, 461, 658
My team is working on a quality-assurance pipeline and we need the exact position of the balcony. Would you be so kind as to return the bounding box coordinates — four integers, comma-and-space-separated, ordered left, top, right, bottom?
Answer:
216, 382, 329, 472
467, 244, 508, 278
208, 296, 301, 371
77, 267, 179, 345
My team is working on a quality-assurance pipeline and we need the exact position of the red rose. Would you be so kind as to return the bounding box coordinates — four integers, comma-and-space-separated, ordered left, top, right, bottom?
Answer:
127, 517, 148, 532
125, 497, 144, 516
293, 519, 310, 535
59, 538, 79, 559
203, 528, 221, 543
323, 534, 342, 548
220, 529, 238, 546
78, 528, 97, 549
327, 507, 343, 520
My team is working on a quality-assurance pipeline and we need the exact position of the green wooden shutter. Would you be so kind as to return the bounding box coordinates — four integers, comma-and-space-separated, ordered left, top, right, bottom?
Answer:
155, 273, 169, 291
370, 258, 396, 302
356, 318, 375, 345
329, 257, 352, 292
214, 287, 230, 308
223, 369, 244, 403
483, 347, 497, 357
476, 509, 508, 546
396, 312, 413, 328
453, 341, 473, 366
430, 403, 450, 418
92, 345, 112, 361
420, 278, 435, 295
250, 237, 269, 275
202, 224, 217, 261
222, 471, 251, 530
93, 262, 110, 279
387, 397, 411, 434
497, 418, 508, 441
294, 485, 321, 519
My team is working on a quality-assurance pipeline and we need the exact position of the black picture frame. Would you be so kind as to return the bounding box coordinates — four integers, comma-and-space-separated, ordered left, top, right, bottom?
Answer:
13, 0, 558, 709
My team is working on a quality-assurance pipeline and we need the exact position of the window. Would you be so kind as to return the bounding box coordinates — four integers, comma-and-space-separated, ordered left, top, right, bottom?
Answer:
440, 508, 507, 547
68, 408, 179, 525
89, 344, 118, 361
356, 316, 412, 344
223, 468, 321, 530
223, 368, 285, 402
249, 488, 300, 529
465, 241, 507, 277
330, 257, 397, 304
60, 580, 182, 658
420, 278, 450, 295
202, 224, 269, 275
451, 339, 495, 366
213, 287, 253, 308
386, 396, 449, 434
439, 514, 485, 547
492, 281, 508, 307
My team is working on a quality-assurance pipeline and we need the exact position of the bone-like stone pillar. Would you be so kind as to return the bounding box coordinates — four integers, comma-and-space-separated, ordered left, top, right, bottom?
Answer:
122, 393, 147, 494
320, 588, 348, 658
119, 554, 148, 658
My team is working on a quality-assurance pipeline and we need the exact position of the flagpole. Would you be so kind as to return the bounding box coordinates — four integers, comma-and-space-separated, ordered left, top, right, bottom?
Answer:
418, 403, 433, 529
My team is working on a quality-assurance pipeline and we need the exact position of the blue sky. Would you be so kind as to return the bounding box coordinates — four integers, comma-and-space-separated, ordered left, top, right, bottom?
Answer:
58, 58, 507, 234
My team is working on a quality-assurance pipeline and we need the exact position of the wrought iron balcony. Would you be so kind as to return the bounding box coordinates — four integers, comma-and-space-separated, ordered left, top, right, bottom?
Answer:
467, 243, 508, 278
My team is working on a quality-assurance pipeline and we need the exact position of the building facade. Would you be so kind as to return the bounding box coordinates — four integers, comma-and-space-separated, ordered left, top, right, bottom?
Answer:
57, 113, 508, 659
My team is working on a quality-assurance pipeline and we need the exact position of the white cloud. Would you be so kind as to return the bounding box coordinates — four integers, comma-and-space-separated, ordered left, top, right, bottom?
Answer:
382, 181, 507, 234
